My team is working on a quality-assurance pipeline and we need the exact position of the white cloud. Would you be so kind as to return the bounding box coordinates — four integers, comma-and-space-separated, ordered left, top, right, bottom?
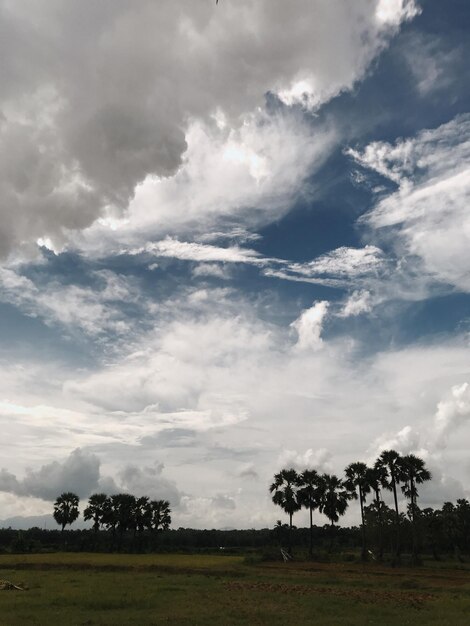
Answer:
134, 238, 268, 266
339, 290, 373, 317
434, 383, 470, 449
291, 301, 329, 351
351, 114, 470, 294
375, 0, 421, 26
289, 246, 384, 278
192, 263, 232, 280
0, 269, 134, 338
278, 448, 333, 473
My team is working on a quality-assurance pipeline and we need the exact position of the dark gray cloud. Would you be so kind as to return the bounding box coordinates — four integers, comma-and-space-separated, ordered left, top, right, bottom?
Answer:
118, 462, 182, 504
0, 448, 101, 500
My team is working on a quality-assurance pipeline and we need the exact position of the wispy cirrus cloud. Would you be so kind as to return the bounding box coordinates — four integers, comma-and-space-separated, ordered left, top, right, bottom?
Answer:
350, 114, 470, 294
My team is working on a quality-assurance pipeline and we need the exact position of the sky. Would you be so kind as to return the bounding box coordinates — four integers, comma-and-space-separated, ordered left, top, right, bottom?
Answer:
0, 0, 469, 530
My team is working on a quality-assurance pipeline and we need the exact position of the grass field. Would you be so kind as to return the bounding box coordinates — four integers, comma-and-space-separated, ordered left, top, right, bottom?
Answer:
1, 553, 469, 625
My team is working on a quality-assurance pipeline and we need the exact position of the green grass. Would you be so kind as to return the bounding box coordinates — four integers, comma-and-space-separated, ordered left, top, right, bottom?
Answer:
0, 553, 469, 625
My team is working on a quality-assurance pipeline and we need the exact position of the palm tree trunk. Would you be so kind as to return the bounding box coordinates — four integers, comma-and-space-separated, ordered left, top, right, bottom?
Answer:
391, 476, 400, 560
309, 506, 313, 559
410, 479, 418, 564
329, 520, 335, 553
288, 512, 293, 555
359, 488, 367, 561
375, 490, 384, 560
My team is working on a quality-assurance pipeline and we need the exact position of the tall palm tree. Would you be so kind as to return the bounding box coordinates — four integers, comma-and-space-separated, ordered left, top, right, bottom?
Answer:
375, 450, 404, 559
269, 468, 301, 554
53, 492, 80, 532
344, 462, 371, 561
366, 465, 388, 559
318, 474, 351, 551
297, 469, 322, 559
400, 454, 431, 562
84, 493, 110, 533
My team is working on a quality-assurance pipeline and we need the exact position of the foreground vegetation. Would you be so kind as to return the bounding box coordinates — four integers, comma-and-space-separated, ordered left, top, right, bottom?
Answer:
1, 552, 470, 625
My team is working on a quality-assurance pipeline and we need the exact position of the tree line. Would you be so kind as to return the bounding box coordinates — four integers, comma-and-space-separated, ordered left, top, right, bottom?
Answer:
53, 492, 171, 550
270, 449, 433, 563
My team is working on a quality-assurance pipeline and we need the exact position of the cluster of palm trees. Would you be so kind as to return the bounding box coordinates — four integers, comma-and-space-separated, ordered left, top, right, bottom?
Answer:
270, 449, 431, 562
53, 492, 172, 545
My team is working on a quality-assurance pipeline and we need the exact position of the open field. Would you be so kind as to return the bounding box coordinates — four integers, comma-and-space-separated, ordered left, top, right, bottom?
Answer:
1, 553, 470, 625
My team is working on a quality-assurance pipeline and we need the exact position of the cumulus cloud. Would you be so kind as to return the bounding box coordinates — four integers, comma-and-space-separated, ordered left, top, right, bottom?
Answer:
350, 114, 470, 294
0, 0, 418, 259
434, 383, 470, 449
291, 301, 329, 351
81, 112, 336, 255
278, 448, 333, 473
339, 290, 373, 317
0, 448, 102, 501
118, 463, 181, 504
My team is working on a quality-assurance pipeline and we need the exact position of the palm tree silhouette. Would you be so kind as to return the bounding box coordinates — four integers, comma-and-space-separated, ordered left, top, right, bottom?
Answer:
375, 450, 404, 560
298, 469, 322, 559
84, 493, 110, 534
318, 474, 351, 552
366, 465, 388, 559
53, 492, 80, 532
400, 454, 431, 563
150, 499, 172, 532
270, 468, 301, 555
344, 462, 371, 561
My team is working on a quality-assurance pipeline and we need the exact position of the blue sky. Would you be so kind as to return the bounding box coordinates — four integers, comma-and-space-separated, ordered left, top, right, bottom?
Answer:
0, 0, 469, 529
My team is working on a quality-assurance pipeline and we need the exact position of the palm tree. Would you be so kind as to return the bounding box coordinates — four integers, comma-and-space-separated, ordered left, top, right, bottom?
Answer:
84, 493, 110, 533
297, 469, 322, 559
149, 499, 172, 532
269, 468, 301, 554
134, 496, 152, 534
366, 465, 388, 559
400, 454, 431, 563
318, 474, 351, 551
53, 492, 80, 532
375, 450, 404, 559
344, 462, 371, 561
110, 493, 136, 550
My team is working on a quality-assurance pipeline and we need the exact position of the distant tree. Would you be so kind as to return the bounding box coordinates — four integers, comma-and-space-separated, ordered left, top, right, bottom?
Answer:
318, 474, 352, 551
297, 469, 322, 559
344, 462, 371, 561
149, 499, 172, 532
84, 493, 110, 533
134, 496, 152, 535
421, 507, 443, 561
53, 492, 80, 532
110, 494, 136, 549
375, 450, 404, 560
400, 454, 431, 563
269, 469, 301, 554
